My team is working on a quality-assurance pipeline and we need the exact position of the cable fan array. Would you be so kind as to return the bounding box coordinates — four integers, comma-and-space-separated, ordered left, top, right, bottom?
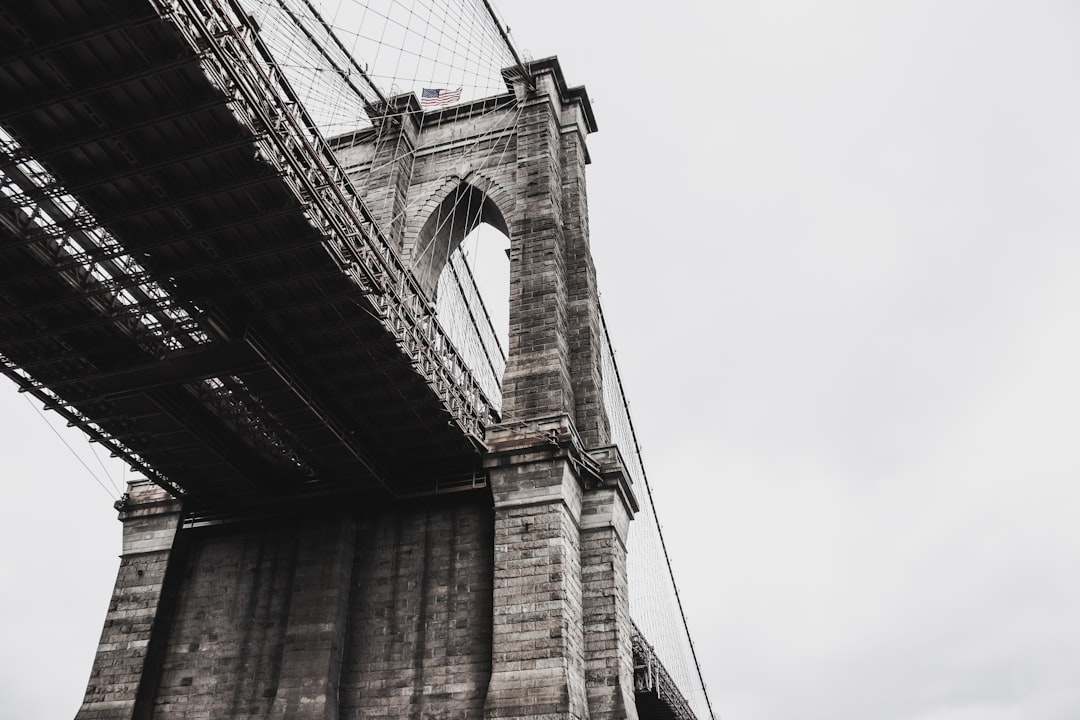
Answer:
242, 0, 520, 136
240, 0, 518, 409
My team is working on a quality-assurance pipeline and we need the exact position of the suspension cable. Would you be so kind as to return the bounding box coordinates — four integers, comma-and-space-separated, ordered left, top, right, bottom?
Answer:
599, 303, 717, 720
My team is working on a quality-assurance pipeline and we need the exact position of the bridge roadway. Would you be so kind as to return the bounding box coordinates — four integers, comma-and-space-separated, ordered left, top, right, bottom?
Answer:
0, 2, 705, 719
0, 0, 496, 519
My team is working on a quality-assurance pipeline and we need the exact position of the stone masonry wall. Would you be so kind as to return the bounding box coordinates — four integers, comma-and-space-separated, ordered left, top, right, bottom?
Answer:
483, 444, 590, 720
339, 496, 493, 720
83, 463, 636, 720
150, 519, 299, 719
138, 495, 492, 720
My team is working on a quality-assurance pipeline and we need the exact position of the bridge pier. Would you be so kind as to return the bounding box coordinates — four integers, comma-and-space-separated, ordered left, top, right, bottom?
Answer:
483, 419, 639, 720
581, 447, 640, 720
478, 58, 639, 720
338, 56, 642, 720
77, 480, 183, 720
77, 487, 498, 719
483, 418, 590, 720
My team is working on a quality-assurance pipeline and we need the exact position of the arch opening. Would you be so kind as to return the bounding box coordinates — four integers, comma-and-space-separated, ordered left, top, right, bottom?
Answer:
418, 182, 511, 411
411, 182, 509, 300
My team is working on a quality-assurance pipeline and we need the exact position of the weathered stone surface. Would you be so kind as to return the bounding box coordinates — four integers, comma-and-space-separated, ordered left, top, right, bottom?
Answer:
581, 448, 640, 720
77, 480, 183, 720
339, 497, 494, 720
82, 495, 492, 720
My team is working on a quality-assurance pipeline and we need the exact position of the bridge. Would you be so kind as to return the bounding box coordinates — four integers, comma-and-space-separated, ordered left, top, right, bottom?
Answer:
0, 1, 714, 719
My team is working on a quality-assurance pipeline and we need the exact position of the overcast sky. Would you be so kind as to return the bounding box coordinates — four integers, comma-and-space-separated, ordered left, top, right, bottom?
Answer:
3, 2, 1080, 719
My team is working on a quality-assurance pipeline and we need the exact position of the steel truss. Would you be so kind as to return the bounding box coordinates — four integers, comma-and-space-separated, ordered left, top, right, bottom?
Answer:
155, 0, 497, 438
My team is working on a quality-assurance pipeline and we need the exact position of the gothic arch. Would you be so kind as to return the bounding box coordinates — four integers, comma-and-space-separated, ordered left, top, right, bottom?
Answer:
406, 173, 513, 300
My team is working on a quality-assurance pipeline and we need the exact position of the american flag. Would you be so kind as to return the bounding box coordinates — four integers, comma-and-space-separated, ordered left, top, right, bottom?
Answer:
420, 88, 462, 107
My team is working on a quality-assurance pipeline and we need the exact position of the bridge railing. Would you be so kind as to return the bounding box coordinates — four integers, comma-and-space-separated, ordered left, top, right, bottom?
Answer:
633, 624, 701, 720
599, 304, 715, 720
234, 0, 514, 414
156, 0, 500, 434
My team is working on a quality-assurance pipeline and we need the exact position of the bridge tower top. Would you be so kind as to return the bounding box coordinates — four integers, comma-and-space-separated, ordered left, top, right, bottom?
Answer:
334, 56, 608, 449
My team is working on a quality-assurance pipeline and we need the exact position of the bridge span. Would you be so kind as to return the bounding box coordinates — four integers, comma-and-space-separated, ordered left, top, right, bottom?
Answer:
0, 1, 714, 718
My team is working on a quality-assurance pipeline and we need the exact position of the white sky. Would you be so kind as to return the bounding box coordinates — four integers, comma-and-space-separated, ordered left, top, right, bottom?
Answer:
3, 1, 1080, 718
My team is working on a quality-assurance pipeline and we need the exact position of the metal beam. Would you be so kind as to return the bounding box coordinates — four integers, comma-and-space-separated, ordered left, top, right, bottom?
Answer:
47, 340, 265, 396
0, 14, 160, 67
46, 134, 260, 197
0, 55, 203, 123
0, 203, 305, 275
0, 96, 232, 166
73, 170, 284, 228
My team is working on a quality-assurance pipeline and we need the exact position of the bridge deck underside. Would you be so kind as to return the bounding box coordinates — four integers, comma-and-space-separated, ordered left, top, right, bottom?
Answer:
0, 0, 482, 516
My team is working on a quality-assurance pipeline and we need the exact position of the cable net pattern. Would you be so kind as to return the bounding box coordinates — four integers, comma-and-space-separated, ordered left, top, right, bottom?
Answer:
239, 0, 515, 408
242, 0, 518, 136
601, 306, 715, 720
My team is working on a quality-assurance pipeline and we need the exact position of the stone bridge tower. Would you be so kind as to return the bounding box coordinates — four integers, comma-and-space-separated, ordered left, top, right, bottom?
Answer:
77, 59, 640, 720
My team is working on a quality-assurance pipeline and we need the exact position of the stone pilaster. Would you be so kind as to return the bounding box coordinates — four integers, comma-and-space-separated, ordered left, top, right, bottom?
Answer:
359, 93, 422, 254
501, 68, 574, 421
76, 479, 183, 720
483, 416, 590, 720
558, 77, 607, 450
580, 447, 639, 720
484, 58, 630, 720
